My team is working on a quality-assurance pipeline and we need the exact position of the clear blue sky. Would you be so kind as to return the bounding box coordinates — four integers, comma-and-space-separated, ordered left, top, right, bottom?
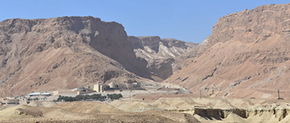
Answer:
0, 0, 289, 43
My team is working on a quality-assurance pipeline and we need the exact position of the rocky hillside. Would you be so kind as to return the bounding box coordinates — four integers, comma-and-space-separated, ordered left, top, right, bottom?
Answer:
0, 16, 153, 97
165, 4, 290, 99
128, 36, 196, 81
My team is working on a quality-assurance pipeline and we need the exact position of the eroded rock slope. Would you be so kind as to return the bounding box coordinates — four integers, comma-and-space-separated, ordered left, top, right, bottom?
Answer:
166, 4, 290, 99
128, 36, 196, 81
0, 16, 150, 96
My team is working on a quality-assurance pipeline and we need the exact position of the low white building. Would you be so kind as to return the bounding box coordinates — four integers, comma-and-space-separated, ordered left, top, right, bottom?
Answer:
28, 92, 51, 97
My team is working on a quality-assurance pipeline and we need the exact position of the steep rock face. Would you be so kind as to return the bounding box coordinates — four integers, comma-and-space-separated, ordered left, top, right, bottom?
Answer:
165, 4, 290, 99
208, 4, 290, 47
0, 17, 148, 97
52, 17, 150, 78
128, 36, 196, 80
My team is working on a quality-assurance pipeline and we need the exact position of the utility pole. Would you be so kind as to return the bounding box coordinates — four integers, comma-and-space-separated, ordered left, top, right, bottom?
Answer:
278, 89, 281, 100
278, 89, 280, 99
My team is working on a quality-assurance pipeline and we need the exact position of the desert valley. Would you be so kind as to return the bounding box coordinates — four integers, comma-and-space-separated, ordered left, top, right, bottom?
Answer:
1, 3, 290, 123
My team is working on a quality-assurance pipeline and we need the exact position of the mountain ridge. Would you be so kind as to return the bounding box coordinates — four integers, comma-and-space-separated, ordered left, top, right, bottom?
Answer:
0, 16, 194, 97
128, 36, 197, 81
0, 16, 146, 96
165, 3, 290, 100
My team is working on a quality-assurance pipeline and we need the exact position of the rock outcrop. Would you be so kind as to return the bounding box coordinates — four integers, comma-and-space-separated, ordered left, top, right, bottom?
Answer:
165, 3, 290, 99
0, 16, 150, 97
128, 36, 196, 81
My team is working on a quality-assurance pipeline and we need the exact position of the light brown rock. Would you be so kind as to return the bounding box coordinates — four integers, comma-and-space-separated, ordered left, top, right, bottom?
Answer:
128, 36, 196, 80
165, 3, 290, 100
0, 16, 148, 97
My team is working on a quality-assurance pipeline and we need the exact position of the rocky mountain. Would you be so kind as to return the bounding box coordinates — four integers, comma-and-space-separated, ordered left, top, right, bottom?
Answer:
0, 16, 195, 97
165, 4, 290, 100
128, 36, 196, 81
0, 16, 153, 97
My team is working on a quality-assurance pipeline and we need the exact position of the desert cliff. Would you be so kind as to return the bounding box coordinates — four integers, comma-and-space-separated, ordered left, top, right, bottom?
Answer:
128, 36, 196, 81
165, 3, 290, 100
0, 16, 149, 97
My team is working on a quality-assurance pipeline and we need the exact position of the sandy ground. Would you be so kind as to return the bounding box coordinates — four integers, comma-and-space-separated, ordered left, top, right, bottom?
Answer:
1, 97, 290, 123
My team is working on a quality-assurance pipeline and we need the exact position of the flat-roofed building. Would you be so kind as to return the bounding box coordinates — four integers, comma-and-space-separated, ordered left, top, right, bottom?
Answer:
3, 98, 19, 104
28, 92, 51, 97
93, 84, 105, 92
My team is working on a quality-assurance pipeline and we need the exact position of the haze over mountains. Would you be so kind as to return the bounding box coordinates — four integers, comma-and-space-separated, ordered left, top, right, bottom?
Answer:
1, 3, 290, 100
